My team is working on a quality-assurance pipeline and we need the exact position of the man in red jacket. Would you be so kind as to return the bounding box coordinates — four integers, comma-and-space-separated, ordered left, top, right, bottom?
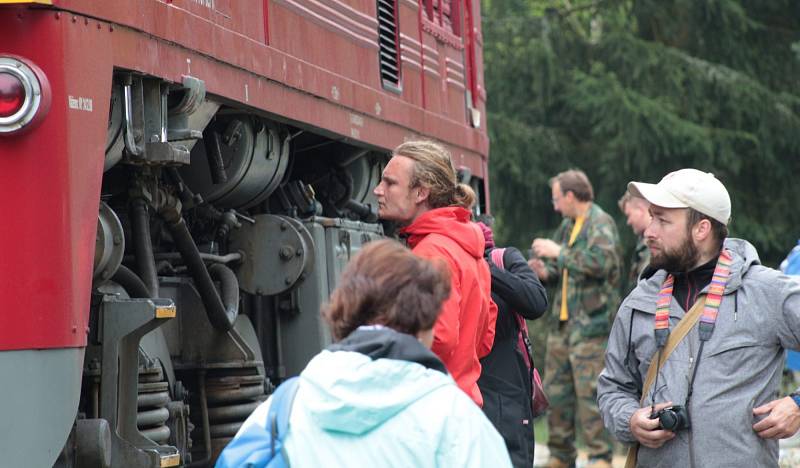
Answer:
373, 140, 497, 407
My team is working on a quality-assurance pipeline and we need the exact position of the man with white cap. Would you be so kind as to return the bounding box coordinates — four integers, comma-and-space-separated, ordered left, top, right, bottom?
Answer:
598, 168, 800, 467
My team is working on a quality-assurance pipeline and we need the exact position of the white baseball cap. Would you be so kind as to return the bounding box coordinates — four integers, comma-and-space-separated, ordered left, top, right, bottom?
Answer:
628, 168, 731, 225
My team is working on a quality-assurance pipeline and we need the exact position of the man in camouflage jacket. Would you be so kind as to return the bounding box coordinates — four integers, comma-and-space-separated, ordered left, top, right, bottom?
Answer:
619, 191, 652, 294
530, 169, 622, 468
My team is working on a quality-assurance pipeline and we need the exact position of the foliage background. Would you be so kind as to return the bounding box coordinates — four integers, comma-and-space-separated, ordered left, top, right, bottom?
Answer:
482, 0, 800, 372
483, 0, 800, 268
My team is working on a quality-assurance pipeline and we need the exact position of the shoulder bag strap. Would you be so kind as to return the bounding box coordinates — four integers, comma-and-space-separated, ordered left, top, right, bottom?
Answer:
624, 296, 707, 468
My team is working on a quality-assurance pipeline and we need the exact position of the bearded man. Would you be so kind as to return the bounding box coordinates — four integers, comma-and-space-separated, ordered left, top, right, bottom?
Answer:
598, 169, 800, 467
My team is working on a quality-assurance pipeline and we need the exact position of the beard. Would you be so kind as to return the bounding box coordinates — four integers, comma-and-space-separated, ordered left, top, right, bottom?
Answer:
648, 234, 699, 273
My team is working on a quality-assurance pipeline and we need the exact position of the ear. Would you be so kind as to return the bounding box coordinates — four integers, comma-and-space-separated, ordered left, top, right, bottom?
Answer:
693, 218, 712, 242
415, 186, 430, 205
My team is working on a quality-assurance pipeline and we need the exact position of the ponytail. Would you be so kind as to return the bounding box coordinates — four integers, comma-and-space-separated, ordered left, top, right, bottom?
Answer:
453, 183, 476, 209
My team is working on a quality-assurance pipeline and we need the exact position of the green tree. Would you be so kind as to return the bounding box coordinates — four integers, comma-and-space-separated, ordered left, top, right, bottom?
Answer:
483, 0, 800, 269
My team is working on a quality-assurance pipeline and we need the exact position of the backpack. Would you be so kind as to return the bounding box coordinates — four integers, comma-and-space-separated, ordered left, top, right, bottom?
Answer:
490, 248, 549, 417
782, 241, 800, 275
215, 377, 300, 468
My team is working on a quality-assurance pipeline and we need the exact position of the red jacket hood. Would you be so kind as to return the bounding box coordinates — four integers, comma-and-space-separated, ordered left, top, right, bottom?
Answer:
400, 207, 484, 259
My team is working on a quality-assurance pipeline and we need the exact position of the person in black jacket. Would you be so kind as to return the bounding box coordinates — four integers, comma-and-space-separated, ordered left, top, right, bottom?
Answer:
477, 219, 549, 468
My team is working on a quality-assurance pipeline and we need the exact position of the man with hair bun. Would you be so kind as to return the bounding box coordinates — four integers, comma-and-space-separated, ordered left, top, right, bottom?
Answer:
373, 140, 497, 407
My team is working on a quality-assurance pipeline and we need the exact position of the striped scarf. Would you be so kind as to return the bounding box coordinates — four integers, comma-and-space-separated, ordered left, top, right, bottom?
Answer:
654, 249, 733, 347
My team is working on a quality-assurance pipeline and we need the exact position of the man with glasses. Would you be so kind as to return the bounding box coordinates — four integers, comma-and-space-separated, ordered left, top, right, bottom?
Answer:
529, 169, 622, 468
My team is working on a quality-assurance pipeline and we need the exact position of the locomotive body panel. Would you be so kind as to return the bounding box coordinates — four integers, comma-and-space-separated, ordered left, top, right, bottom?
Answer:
0, 0, 488, 465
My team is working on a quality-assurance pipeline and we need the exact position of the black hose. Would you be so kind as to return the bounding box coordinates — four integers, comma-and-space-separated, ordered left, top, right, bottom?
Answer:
209, 263, 239, 326
161, 213, 237, 331
111, 265, 150, 299
204, 131, 228, 185
130, 198, 159, 297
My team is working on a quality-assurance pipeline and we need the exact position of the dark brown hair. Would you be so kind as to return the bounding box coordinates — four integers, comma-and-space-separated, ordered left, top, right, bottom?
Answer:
687, 208, 728, 250
393, 140, 476, 209
550, 169, 594, 202
322, 239, 451, 341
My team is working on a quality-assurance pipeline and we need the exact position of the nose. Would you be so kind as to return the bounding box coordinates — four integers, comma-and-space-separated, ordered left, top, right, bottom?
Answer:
373, 183, 383, 197
644, 220, 656, 239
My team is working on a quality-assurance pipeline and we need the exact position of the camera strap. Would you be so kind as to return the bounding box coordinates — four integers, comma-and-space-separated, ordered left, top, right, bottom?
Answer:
626, 250, 734, 468
624, 298, 705, 468
654, 249, 732, 345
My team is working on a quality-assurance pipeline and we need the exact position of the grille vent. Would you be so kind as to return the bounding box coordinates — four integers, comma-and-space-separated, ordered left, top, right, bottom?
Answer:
377, 0, 401, 91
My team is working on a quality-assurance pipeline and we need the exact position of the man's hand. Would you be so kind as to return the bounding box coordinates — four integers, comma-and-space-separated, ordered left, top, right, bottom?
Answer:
532, 238, 561, 259
753, 397, 800, 439
629, 402, 676, 449
528, 258, 548, 281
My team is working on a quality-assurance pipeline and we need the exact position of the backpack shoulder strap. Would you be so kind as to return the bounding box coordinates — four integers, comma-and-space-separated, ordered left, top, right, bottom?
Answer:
488, 247, 534, 365
268, 376, 301, 459
490, 247, 506, 269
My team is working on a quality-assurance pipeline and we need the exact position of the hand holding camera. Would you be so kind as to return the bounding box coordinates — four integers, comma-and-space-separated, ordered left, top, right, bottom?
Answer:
629, 402, 677, 449
650, 405, 690, 432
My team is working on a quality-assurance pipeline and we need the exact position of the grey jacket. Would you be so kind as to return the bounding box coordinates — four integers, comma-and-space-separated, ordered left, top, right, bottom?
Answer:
598, 238, 800, 467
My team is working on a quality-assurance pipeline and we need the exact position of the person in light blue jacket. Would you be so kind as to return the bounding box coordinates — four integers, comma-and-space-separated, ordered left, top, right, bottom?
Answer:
218, 239, 512, 468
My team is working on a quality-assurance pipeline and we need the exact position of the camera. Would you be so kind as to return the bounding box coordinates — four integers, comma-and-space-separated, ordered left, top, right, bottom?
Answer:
650, 405, 690, 432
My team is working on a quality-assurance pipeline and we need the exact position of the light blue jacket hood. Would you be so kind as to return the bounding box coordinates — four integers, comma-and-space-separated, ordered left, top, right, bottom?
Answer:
220, 327, 512, 468
299, 349, 452, 435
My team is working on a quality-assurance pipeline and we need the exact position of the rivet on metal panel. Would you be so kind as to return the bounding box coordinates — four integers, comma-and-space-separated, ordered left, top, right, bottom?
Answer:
71, 16, 76, 23
97, 23, 102, 30
83, 17, 88, 25
72, 325, 78, 333
109, 25, 114, 32
279, 245, 294, 260
54, 12, 60, 20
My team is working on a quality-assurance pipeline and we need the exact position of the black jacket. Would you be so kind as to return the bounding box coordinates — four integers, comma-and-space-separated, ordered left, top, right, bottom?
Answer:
478, 246, 548, 468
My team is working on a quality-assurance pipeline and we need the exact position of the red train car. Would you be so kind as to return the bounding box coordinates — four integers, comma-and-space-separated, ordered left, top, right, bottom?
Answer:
0, 0, 488, 466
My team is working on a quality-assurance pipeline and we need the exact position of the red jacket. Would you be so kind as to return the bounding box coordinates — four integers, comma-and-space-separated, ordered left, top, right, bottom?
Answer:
400, 207, 497, 406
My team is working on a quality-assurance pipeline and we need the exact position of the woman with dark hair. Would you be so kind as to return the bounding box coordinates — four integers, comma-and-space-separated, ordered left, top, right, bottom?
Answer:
218, 239, 511, 467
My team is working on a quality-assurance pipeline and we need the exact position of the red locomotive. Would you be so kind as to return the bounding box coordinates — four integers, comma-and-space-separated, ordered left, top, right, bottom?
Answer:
0, 0, 488, 466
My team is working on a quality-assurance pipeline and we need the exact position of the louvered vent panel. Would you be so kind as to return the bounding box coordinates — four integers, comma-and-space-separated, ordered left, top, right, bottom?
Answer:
377, 0, 401, 90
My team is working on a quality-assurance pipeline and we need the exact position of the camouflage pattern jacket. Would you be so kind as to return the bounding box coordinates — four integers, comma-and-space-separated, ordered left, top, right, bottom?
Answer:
543, 203, 622, 340
624, 235, 650, 295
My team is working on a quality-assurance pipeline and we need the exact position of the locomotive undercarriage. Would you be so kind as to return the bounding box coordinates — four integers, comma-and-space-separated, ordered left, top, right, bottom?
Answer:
56, 73, 386, 467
